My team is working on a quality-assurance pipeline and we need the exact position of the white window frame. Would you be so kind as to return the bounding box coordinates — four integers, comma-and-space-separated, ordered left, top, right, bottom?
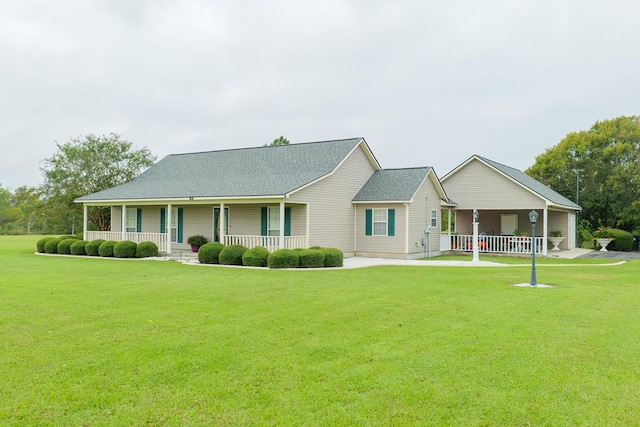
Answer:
373, 208, 388, 236
431, 209, 438, 228
126, 208, 137, 233
268, 206, 280, 236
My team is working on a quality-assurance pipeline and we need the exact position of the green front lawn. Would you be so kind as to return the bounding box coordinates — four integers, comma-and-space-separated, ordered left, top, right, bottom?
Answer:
2, 236, 640, 425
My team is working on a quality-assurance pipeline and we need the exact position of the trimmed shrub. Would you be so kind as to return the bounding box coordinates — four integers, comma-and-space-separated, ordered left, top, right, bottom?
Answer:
267, 249, 300, 269
70, 240, 89, 255
309, 246, 322, 250
44, 238, 63, 254
57, 238, 77, 255
86, 239, 106, 256
321, 247, 344, 267
219, 244, 248, 265
136, 241, 159, 258
114, 240, 137, 258
36, 237, 56, 253
299, 249, 325, 268
198, 242, 224, 264
608, 228, 634, 252
98, 240, 117, 257
242, 246, 270, 267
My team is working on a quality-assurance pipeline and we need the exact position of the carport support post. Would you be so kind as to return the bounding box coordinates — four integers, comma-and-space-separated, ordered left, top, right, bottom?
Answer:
121, 205, 126, 241
472, 209, 479, 263
83, 204, 88, 241
279, 201, 285, 249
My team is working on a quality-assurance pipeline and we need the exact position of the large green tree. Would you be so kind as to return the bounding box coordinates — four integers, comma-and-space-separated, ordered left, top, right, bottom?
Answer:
11, 186, 44, 234
40, 134, 156, 232
526, 116, 640, 233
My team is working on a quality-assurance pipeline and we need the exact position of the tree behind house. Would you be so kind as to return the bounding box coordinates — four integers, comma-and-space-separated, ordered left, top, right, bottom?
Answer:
39, 133, 156, 232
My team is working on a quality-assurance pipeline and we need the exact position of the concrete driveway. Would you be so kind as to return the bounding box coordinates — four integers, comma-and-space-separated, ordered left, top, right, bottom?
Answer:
577, 250, 640, 260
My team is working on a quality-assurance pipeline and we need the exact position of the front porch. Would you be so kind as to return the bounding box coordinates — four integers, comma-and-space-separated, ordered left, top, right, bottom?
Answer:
440, 207, 577, 256
444, 234, 544, 255
86, 231, 307, 253
82, 201, 309, 254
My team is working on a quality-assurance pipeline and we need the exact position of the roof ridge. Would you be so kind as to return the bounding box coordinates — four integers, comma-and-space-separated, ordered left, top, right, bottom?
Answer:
168, 137, 364, 157
379, 166, 432, 171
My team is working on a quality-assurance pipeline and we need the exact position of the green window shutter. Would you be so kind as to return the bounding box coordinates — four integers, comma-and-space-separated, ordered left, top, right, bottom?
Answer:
284, 207, 291, 237
388, 209, 395, 236
177, 208, 184, 243
213, 208, 219, 241
160, 208, 166, 233
136, 209, 142, 232
261, 207, 268, 236
365, 209, 372, 236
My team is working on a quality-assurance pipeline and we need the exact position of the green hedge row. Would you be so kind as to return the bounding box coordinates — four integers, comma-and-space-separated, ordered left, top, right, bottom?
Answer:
36, 237, 159, 258
197, 243, 343, 268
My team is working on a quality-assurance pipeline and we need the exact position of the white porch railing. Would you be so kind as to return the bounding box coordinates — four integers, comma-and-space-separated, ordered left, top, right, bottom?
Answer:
223, 235, 308, 252
86, 231, 168, 252
447, 234, 544, 255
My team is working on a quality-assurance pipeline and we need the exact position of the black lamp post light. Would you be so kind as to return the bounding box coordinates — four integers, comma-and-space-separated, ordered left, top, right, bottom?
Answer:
528, 210, 538, 287
513, 209, 552, 288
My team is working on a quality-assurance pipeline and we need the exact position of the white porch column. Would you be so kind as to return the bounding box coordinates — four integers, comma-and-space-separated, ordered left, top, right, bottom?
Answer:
220, 203, 226, 244
166, 204, 172, 254
542, 207, 548, 255
448, 208, 452, 248
121, 205, 127, 241
472, 209, 479, 263
83, 204, 88, 241
279, 201, 285, 249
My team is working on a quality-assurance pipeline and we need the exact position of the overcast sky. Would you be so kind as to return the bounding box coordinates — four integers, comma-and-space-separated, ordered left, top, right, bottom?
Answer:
1, 0, 639, 190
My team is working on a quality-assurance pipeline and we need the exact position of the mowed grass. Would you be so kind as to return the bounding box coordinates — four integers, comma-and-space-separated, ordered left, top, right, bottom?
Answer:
1, 236, 640, 426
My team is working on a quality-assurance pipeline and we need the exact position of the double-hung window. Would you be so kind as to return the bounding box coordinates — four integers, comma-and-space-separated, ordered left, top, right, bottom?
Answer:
431, 210, 438, 228
170, 207, 178, 243
373, 208, 388, 236
365, 208, 395, 236
268, 206, 280, 236
126, 208, 137, 232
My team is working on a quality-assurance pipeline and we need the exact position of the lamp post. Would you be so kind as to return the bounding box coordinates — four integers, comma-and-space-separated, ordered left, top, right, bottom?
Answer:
529, 210, 539, 286
573, 169, 583, 247
472, 209, 479, 263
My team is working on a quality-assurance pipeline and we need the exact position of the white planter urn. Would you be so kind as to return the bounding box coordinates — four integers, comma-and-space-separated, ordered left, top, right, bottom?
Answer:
548, 236, 565, 251
596, 238, 613, 252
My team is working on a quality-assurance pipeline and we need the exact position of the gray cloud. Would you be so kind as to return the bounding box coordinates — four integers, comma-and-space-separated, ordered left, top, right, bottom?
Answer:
1, 0, 639, 190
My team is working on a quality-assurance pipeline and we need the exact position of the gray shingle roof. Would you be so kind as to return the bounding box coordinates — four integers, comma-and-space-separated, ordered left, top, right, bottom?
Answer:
475, 155, 581, 210
77, 138, 368, 201
352, 167, 432, 202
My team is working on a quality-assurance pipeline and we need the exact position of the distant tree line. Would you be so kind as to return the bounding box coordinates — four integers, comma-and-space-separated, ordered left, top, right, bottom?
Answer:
526, 116, 640, 238
0, 133, 155, 235
1, 134, 292, 235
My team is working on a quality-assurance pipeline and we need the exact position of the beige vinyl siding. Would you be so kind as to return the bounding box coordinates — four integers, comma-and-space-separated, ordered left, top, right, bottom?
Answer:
288, 144, 376, 254
289, 205, 305, 237
444, 160, 544, 210
140, 207, 161, 233
547, 209, 569, 249
182, 206, 214, 242
355, 204, 406, 255
229, 205, 261, 235
111, 206, 122, 232
407, 173, 442, 256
